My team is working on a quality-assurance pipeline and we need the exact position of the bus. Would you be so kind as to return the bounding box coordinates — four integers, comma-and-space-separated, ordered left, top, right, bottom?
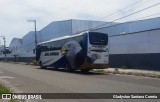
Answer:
36, 31, 109, 72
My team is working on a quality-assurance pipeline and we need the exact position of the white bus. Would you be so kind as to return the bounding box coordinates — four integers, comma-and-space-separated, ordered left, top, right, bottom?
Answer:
36, 31, 109, 72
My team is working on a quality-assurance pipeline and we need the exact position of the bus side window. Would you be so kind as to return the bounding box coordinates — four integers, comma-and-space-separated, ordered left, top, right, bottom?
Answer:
51, 41, 56, 50
49, 42, 53, 50
57, 41, 60, 49
45, 43, 49, 51
41, 44, 46, 51
66, 38, 74, 42
74, 35, 84, 47
59, 39, 65, 47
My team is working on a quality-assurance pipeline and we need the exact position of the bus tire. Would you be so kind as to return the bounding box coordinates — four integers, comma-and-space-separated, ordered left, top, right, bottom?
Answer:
53, 67, 58, 70
65, 63, 72, 72
39, 61, 46, 69
81, 69, 90, 73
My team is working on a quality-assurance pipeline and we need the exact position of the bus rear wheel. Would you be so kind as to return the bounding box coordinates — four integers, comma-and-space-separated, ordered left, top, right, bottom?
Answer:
53, 67, 58, 70
81, 69, 90, 73
65, 63, 73, 72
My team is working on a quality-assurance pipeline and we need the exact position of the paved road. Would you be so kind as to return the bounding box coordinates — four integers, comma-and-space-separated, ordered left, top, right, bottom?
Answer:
0, 62, 160, 102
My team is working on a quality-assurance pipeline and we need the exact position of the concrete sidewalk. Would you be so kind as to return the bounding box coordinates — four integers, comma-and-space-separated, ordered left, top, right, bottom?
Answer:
104, 68, 160, 78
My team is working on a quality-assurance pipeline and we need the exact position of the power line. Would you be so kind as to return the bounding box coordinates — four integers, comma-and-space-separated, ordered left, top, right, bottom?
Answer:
87, 0, 149, 30
89, 2, 160, 31
94, 12, 160, 32
131, 12, 160, 21
95, 0, 146, 20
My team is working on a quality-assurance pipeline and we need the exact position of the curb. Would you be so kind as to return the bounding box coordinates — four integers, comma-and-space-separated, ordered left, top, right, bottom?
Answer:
104, 68, 160, 79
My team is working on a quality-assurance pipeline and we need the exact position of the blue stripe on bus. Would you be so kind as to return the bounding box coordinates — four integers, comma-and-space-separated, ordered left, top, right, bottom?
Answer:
47, 56, 67, 68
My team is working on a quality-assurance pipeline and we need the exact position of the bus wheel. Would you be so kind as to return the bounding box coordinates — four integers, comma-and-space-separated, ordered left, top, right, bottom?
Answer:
39, 61, 46, 69
53, 67, 58, 70
81, 69, 90, 73
65, 63, 72, 72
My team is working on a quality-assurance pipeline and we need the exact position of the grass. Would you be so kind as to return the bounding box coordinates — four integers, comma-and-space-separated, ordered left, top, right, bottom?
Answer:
0, 83, 11, 93
156, 75, 160, 79
30, 60, 38, 66
133, 72, 147, 77
113, 68, 119, 74
0, 83, 18, 102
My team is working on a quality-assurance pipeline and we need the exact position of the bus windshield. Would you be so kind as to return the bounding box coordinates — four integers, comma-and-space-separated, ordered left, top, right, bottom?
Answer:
89, 32, 108, 45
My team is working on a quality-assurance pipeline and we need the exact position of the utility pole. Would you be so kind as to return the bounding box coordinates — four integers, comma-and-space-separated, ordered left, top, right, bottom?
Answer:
27, 20, 37, 52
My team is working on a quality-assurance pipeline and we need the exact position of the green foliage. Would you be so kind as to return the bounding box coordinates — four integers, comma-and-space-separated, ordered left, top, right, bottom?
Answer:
0, 83, 18, 102
134, 72, 146, 77
113, 68, 119, 74
0, 83, 11, 93
9, 99, 19, 102
156, 75, 160, 79
30, 60, 38, 66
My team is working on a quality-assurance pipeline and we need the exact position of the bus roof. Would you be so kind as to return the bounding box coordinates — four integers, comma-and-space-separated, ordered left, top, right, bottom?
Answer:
38, 31, 87, 45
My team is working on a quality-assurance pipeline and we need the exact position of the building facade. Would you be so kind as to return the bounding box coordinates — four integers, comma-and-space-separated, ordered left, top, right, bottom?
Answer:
94, 17, 160, 70
9, 38, 23, 55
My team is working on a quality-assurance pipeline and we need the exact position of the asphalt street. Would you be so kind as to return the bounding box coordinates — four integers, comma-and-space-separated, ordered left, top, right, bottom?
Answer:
0, 62, 160, 102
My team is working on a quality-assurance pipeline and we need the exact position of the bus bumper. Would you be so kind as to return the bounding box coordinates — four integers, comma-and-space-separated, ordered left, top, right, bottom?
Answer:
80, 63, 108, 69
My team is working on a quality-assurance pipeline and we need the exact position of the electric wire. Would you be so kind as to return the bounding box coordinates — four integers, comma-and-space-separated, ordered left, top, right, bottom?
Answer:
89, 2, 160, 31
95, 0, 147, 20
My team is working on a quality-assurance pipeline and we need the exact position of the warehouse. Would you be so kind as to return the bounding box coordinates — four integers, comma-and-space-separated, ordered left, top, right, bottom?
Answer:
9, 38, 23, 54
94, 17, 160, 70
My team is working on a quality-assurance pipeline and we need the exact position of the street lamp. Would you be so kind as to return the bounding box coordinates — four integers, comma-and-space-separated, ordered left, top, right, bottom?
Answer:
27, 20, 37, 53
0, 36, 6, 61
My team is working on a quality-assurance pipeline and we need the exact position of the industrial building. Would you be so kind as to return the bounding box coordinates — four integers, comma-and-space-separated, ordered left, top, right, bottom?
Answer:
94, 17, 160, 70
1, 17, 160, 70
9, 38, 23, 54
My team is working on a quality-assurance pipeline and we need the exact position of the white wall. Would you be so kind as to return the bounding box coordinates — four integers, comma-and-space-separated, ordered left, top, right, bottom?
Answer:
109, 29, 160, 54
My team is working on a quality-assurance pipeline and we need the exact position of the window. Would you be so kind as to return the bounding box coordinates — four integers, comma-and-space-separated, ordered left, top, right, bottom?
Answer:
74, 35, 84, 47
89, 32, 108, 45
58, 39, 65, 47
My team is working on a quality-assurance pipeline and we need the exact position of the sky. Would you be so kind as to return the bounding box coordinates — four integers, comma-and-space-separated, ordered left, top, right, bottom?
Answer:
0, 0, 160, 46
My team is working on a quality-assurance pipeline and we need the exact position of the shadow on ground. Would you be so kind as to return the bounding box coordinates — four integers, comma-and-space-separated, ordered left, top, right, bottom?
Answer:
35, 67, 108, 75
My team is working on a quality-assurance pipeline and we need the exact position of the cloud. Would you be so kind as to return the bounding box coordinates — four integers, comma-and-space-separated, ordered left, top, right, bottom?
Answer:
0, 0, 159, 46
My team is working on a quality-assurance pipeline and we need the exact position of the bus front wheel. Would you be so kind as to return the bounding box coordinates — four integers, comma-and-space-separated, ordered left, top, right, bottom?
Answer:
39, 61, 47, 69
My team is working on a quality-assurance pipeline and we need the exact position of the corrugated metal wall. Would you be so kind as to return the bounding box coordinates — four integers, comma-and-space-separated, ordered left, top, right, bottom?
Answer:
22, 31, 36, 52
72, 19, 108, 34
95, 17, 160, 36
40, 20, 72, 42
104, 28, 160, 70
9, 38, 22, 53
93, 17, 160, 70
109, 29, 160, 54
